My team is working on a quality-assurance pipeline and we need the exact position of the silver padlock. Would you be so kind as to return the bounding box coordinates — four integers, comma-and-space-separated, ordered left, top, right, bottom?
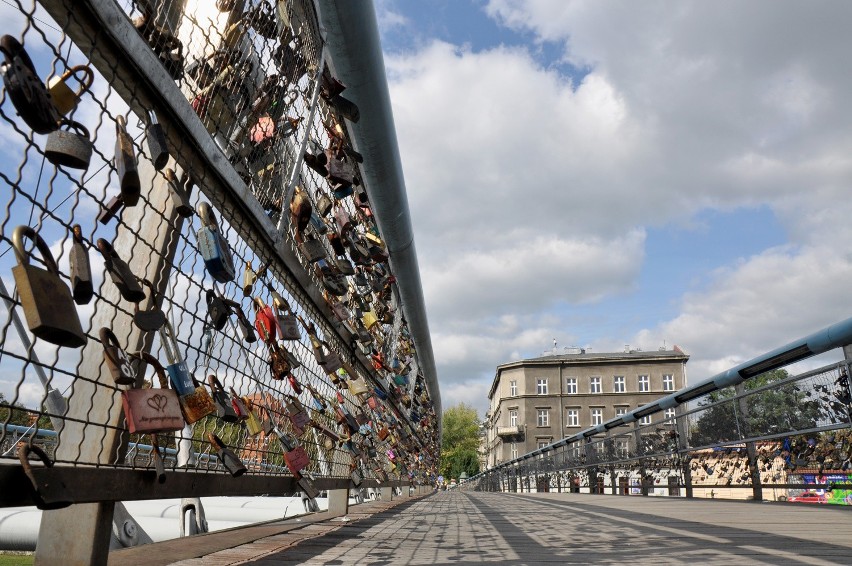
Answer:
44, 120, 92, 170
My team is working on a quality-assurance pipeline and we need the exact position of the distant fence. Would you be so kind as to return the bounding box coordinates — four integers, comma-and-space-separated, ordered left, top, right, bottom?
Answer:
464, 322, 852, 504
0, 0, 438, 562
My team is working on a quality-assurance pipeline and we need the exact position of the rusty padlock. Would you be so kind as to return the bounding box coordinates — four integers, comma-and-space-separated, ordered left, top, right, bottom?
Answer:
100, 327, 135, 385
0, 35, 59, 134
164, 168, 193, 218
11, 225, 86, 348
46, 64, 93, 116
96, 238, 145, 302
44, 119, 93, 170
68, 224, 93, 305
133, 279, 166, 331
115, 115, 140, 207
146, 109, 169, 171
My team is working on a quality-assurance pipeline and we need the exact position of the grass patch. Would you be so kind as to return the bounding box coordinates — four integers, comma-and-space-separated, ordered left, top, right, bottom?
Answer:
0, 554, 34, 565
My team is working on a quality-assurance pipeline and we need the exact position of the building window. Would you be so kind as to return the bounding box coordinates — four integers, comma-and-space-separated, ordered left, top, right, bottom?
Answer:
537, 409, 549, 427
639, 414, 652, 425
566, 377, 577, 394
511, 442, 518, 459
591, 408, 603, 425
638, 375, 650, 392
510, 380, 517, 396
613, 376, 625, 393
663, 374, 674, 391
590, 377, 601, 394
538, 440, 549, 450
566, 409, 579, 427
509, 409, 518, 426
536, 379, 548, 395
616, 440, 629, 458
664, 408, 676, 423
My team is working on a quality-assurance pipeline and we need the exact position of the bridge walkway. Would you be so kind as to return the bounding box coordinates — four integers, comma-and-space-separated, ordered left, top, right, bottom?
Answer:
112, 491, 852, 565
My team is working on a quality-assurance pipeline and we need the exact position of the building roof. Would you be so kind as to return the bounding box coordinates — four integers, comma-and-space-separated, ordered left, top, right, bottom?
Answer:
488, 348, 689, 400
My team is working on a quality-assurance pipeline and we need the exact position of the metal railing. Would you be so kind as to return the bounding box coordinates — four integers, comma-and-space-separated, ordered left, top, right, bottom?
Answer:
0, 0, 438, 562
463, 318, 852, 504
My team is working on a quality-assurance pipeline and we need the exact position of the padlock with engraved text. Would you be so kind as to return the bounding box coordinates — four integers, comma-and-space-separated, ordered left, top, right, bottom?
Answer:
206, 288, 229, 331
286, 396, 310, 435
96, 238, 145, 302
121, 351, 185, 434
68, 224, 93, 305
270, 291, 300, 340
279, 432, 310, 476
133, 279, 166, 331
0, 35, 59, 134
196, 202, 235, 282
173, 373, 216, 425
208, 432, 246, 477
146, 109, 169, 171
159, 320, 194, 396
46, 64, 93, 116
100, 327, 135, 385
11, 225, 86, 348
115, 115, 141, 206
164, 168, 193, 217
45, 119, 92, 170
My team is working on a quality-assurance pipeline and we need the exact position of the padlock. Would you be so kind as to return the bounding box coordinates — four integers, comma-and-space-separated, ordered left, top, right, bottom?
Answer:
305, 384, 327, 414
44, 119, 93, 170
100, 327, 135, 385
253, 298, 278, 342
243, 397, 263, 437
225, 300, 256, 343
115, 115, 141, 207
322, 344, 342, 374
335, 255, 355, 276
229, 388, 249, 420
146, 109, 169, 171
309, 212, 327, 235
196, 202, 235, 283
151, 435, 167, 484
46, 64, 93, 116
297, 471, 320, 500
121, 351, 185, 434
164, 168, 193, 218
243, 261, 256, 296
206, 289, 229, 331
97, 195, 124, 225
0, 35, 59, 134
68, 224, 93, 305
315, 189, 333, 217
133, 279, 166, 331
298, 236, 327, 263
290, 185, 312, 237
159, 320, 194, 396
207, 374, 239, 422
11, 225, 86, 348
208, 433, 246, 477
287, 372, 302, 394
321, 271, 348, 297
96, 238, 145, 303
350, 464, 363, 487
270, 292, 300, 340
178, 374, 216, 424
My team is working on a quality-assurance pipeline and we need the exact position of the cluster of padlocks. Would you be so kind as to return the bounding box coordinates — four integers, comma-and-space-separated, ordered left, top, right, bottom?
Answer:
0, 0, 438, 500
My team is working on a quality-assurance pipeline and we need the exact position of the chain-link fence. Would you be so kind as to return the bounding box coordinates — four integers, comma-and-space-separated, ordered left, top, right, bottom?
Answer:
0, 0, 438, 516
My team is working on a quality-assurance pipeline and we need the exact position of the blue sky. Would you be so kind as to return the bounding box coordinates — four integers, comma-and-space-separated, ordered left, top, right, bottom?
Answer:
374, 0, 852, 415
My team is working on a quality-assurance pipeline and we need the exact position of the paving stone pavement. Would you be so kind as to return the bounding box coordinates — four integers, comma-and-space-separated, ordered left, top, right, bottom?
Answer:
174, 491, 852, 565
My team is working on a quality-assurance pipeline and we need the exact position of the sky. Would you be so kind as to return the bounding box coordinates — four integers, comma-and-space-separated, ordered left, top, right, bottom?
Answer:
372, 0, 852, 417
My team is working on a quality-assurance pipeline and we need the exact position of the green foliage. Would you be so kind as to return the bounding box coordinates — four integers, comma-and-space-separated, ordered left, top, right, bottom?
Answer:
439, 403, 481, 479
690, 369, 822, 447
0, 393, 53, 430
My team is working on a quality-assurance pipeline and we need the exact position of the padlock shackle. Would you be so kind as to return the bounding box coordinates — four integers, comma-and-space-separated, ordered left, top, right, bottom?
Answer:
56, 118, 90, 139
11, 225, 59, 273
56, 64, 94, 95
206, 374, 225, 392
197, 201, 218, 229
134, 278, 157, 314
157, 320, 184, 366
99, 326, 123, 358
129, 350, 170, 390
207, 432, 224, 450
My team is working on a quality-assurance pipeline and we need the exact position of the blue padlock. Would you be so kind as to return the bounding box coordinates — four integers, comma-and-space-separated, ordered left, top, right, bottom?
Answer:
196, 202, 235, 283
158, 321, 195, 396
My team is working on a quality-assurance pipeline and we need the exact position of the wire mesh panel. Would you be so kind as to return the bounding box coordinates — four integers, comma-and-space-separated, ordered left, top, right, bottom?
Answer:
0, 0, 439, 509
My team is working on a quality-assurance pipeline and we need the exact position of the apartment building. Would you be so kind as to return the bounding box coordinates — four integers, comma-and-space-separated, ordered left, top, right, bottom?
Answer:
484, 346, 689, 468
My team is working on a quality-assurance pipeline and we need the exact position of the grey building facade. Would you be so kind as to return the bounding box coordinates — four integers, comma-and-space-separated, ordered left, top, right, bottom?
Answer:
484, 347, 689, 468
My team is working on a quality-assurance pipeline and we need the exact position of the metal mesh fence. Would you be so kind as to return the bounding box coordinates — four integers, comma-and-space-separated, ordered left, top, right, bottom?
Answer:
465, 361, 852, 500
0, 0, 438, 500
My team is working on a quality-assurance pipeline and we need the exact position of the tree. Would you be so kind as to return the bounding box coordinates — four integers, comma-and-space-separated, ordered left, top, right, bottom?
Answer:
690, 369, 822, 447
439, 403, 481, 479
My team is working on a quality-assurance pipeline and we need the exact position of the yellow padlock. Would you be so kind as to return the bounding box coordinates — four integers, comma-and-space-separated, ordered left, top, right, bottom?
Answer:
46, 65, 94, 116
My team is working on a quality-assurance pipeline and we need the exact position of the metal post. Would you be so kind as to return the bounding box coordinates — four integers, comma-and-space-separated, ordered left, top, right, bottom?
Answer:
735, 383, 763, 502
633, 422, 648, 496
327, 488, 349, 517
676, 411, 693, 498
379, 486, 393, 501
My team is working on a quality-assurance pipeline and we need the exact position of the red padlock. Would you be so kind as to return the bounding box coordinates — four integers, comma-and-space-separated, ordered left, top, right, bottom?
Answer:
253, 297, 279, 342
288, 373, 303, 395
